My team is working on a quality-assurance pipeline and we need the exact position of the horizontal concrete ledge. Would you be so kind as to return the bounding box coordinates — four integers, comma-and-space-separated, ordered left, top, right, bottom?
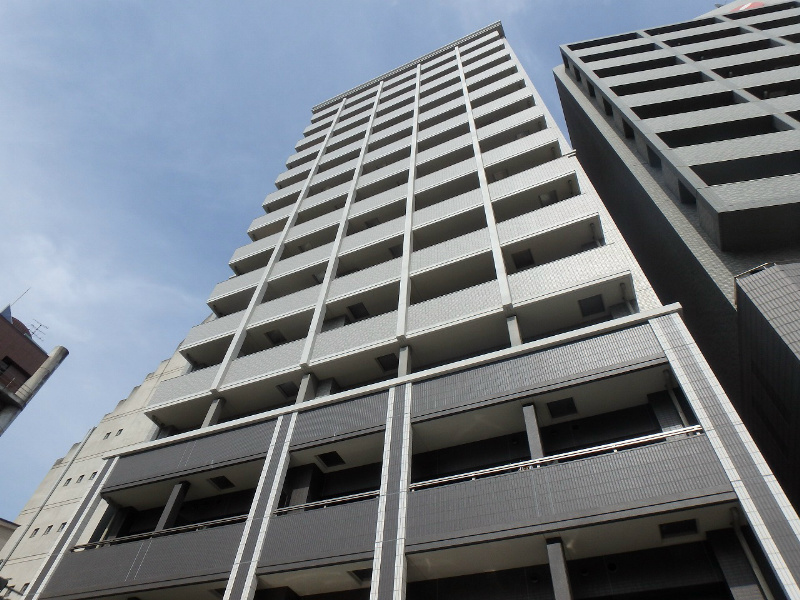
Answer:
114, 303, 683, 460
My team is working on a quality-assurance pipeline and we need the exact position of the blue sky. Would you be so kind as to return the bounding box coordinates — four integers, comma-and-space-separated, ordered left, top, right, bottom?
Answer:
0, 0, 709, 518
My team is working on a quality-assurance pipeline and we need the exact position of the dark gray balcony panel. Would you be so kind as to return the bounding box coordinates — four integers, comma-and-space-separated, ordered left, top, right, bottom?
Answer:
291, 391, 389, 449
412, 324, 665, 419
104, 420, 276, 491
259, 498, 378, 570
406, 435, 730, 548
40, 522, 245, 599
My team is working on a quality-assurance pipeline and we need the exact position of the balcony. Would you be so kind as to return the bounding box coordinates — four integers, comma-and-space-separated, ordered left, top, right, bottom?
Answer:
328, 256, 403, 302
263, 180, 304, 212
271, 241, 334, 279
149, 363, 219, 407
497, 194, 600, 248
248, 204, 293, 241
311, 310, 397, 363
406, 431, 721, 547
250, 284, 321, 330
415, 156, 478, 195
39, 520, 246, 600
229, 231, 280, 275
179, 312, 241, 367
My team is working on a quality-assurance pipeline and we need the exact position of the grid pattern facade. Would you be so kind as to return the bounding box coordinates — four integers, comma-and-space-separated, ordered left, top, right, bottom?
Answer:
5, 22, 800, 600
554, 0, 800, 513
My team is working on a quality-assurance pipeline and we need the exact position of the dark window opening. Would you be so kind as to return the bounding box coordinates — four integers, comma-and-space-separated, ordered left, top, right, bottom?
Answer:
632, 91, 737, 119
277, 381, 300, 399
747, 78, 800, 99
581, 42, 657, 63
784, 32, 800, 42
659, 519, 698, 539
692, 150, 800, 185
788, 109, 800, 123
411, 431, 530, 483
351, 568, 373, 583
752, 13, 800, 30
376, 353, 400, 372
663, 27, 743, 48
714, 54, 800, 78
347, 302, 370, 320
511, 249, 536, 271
657, 116, 779, 148
611, 72, 704, 97
541, 404, 661, 455
568, 32, 640, 51
587, 82, 595, 97
209, 476, 235, 490
575, 69, 582, 82
646, 17, 718, 36
578, 294, 605, 317
547, 397, 577, 419
266, 329, 288, 346
317, 451, 346, 467
595, 56, 680, 79
602, 98, 613, 116
686, 38, 774, 61
279, 459, 382, 509
646, 145, 662, 169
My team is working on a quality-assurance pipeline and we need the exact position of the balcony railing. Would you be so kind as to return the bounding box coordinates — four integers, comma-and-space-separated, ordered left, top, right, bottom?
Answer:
274, 490, 379, 514
481, 128, 559, 168
410, 426, 703, 491
72, 514, 248, 551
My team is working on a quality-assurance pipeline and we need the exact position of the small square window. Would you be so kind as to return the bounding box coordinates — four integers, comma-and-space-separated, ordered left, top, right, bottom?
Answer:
266, 330, 287, 346
578, 294, 605, 317
376, 353, 399, 372
277, 381, 299, 399
511, 249, 535, 271
588, 82, 596, 98
209, 475, 235, 490
347, 302, 370, 320
58, 522, 67, 532
30, 528, 39, 538
317, 451, 346, 467
602, 98, 613, 117
547, 397, 578, 419
103, 432, 111, 440
659, 519, 698, 539
89, 472, 97, 481
63, 478, 71, 486
43, 525, 52, 535
115, 429, 123, 436
76, 475, 84, 483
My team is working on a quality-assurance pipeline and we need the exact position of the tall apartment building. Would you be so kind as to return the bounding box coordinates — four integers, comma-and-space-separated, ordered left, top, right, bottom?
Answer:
4, 22, 800, 600
554, 0, 800, 509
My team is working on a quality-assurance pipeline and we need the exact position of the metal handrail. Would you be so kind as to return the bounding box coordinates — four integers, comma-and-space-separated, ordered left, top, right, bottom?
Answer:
409, 425, 703, 491
274, 490, 379, 514
71, 514, 247, 551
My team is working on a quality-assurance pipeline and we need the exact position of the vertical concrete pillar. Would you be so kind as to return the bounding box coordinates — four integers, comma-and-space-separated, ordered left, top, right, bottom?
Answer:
522, 404, 544, 460
155, 481, 190, 531
286, 464, 323, 507
708, 530, 769, 600
506, 315, 523, 347
546, 538, 573, 600
201, 397, 226, 428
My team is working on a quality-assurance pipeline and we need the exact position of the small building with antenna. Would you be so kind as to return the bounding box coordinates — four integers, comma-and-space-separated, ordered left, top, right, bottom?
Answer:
0, 303, 68, 436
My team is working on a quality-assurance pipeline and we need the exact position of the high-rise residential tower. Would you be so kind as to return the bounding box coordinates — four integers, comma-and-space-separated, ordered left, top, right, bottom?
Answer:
555, 0, 800, 509
4, 22, 800, 600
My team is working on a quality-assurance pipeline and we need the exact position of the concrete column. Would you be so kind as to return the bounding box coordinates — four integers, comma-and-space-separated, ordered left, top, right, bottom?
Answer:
286, 464, 323, 507
708, 529, 769, 600
201, 397, 226, 428
506, 316, 523, 346
296, 372, 318, 403
522, 404, 544, 459
546, 538, 573, 600
155, 481, 190, 531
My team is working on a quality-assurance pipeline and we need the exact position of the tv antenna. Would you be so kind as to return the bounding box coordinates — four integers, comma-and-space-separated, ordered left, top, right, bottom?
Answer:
29, 320, 48, 342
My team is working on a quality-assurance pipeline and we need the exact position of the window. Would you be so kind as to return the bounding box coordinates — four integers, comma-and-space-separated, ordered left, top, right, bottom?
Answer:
579, 294, 605, 317
20, 585, 29, 594
30, 528, 39, 538
76, 475, 84, 484
89, 471, 97, 481
115, 429, 123, 436
602, 98, 613, 117
103, 432, 111, 440
63, 478, 71, 486
43, 525, 52, 535
57, 522, 67, 532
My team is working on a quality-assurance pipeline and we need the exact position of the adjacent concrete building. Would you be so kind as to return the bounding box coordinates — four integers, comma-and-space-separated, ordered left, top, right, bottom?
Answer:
555, 0, 800, 508
3, 22, 800, 600
0, 306, 68, 436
